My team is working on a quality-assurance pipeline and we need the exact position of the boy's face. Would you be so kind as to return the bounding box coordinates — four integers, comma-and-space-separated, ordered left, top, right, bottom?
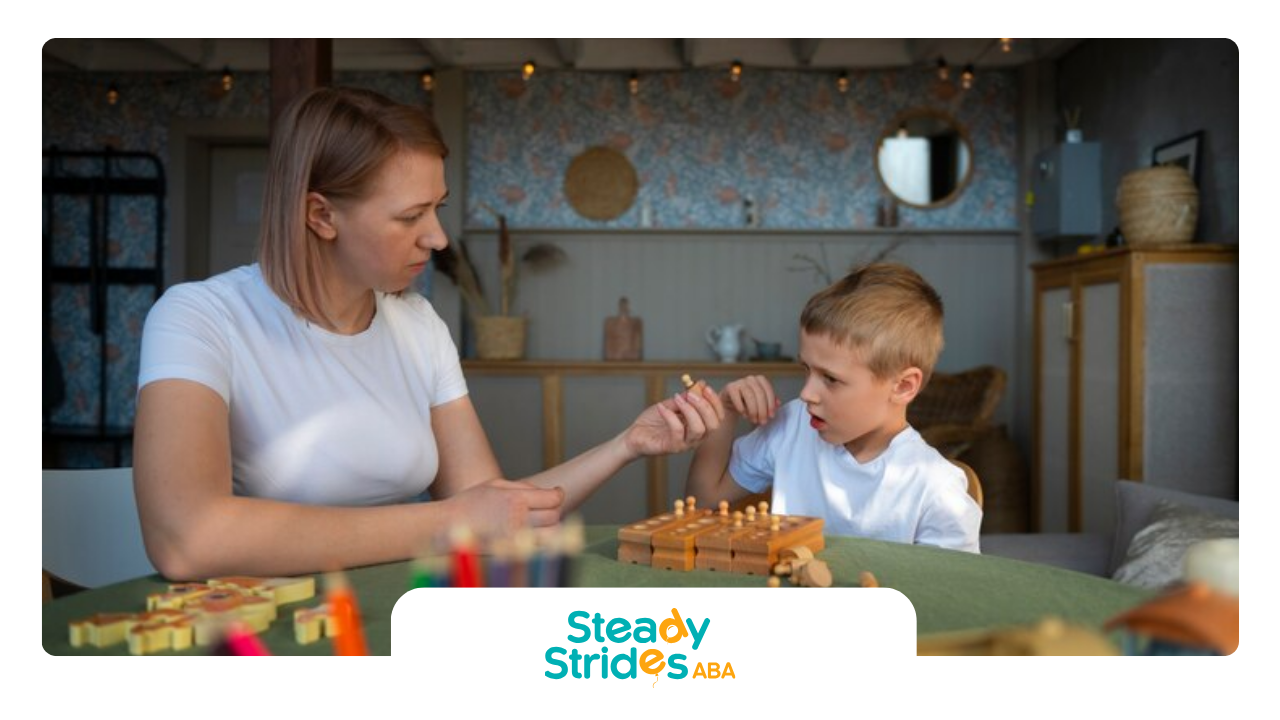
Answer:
797, 330, 916, 451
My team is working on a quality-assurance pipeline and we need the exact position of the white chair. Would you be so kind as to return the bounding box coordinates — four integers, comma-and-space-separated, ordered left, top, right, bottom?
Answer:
43, 467, 157, 598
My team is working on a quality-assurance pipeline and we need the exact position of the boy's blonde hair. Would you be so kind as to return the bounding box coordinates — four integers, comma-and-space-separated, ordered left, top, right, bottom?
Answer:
800, 263, 944, 384
258, 86, 449, 326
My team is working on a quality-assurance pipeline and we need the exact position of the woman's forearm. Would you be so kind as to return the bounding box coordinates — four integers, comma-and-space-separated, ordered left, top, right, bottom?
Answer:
520, 433, 637, 514
145, 495, 451, 580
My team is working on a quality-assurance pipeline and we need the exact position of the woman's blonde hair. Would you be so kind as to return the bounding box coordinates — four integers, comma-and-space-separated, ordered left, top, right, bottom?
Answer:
258, 86, 448, 325
800, 263, 945, 384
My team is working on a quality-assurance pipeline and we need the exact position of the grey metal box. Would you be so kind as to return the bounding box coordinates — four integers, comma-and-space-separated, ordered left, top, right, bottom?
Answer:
1031, 142, 1101, 240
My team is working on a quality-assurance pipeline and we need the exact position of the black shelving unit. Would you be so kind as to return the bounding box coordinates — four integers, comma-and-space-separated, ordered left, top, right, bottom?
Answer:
43, 147, 165, 467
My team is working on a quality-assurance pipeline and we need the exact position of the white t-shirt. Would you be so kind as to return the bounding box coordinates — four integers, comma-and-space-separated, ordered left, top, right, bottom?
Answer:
729, 399, 982, 553
138, 264, 468, 506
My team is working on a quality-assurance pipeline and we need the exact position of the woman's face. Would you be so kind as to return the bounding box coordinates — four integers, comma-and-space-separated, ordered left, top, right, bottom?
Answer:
327, 150, 449, 294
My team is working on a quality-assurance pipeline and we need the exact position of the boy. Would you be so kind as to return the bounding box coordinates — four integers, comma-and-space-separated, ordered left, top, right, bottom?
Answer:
686, 263, 981, 553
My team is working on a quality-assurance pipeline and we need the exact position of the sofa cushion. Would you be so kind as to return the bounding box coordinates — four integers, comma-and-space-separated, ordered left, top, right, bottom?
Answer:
1110, 481, 1239, 575
979, 533, 1111, 576
1111, 499, 1240, 589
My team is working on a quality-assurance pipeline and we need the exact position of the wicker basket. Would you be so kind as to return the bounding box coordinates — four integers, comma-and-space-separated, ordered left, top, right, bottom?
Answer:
475, 316, 526, 360
1116, 166, 1199, 247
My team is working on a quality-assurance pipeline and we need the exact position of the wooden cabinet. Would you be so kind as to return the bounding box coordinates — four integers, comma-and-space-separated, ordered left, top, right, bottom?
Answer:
1032, 245, 1237, 534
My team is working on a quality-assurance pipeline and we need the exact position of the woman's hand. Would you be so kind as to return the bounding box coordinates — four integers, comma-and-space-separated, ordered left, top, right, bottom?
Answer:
623, 383, 726, 458
444, 478, 565, 534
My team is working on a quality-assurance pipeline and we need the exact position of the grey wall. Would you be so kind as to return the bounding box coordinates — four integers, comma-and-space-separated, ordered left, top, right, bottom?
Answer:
1056, 39, 1239, 245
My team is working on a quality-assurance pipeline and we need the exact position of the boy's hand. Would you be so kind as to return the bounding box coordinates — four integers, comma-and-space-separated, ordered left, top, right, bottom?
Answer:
721, 375, 782, 426
623, 382, 726, 457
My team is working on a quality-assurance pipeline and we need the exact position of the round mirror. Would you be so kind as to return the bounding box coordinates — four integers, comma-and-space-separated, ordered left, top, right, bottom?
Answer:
875, 109, 973, 209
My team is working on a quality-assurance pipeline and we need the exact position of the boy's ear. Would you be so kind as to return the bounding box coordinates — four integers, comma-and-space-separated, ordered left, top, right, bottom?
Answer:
891, 367, 924, 405
305, 192, 339, 241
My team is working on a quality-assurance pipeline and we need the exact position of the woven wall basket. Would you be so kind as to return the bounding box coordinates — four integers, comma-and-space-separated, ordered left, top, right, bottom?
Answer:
475, 316, 526, 360
1116, 165, 1200, 247
564, 146, 638, 221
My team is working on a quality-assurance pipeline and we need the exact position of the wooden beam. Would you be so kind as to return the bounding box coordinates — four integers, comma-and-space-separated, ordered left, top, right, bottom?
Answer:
676, 39, 697, 68
554, 39, 582, 68
269, 39, 332, 135
792, 39, 821, 66
418, 39, 462, 68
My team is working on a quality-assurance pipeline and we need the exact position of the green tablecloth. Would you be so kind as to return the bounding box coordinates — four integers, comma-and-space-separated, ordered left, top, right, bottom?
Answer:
43, 526, 1153, 655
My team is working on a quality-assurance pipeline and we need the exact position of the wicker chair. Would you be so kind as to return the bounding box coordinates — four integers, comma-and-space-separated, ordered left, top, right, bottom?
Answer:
910, 365, 1028, 532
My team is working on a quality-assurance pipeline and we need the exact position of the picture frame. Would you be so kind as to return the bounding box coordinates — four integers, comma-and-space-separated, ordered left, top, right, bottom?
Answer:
1152, 131, 1204, 186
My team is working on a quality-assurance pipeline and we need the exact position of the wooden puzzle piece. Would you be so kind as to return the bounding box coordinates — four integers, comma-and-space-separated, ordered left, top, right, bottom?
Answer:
651, 514, 725, 571
293, 604, 334, 645
618, 506, 711, 565
731, 515, 824, 575
146, 583, 214, 611
183, 589, 277, 645
209, 576, 316, 606
69, 613, 139, 649
127, 611, 195, 655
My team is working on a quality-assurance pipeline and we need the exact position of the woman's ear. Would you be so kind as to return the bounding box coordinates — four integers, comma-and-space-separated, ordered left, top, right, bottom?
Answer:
892, 367, 924, 406
305, 192, 339, 241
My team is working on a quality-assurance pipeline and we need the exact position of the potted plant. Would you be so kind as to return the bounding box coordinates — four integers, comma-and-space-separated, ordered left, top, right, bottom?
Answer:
435, 211, 566, 360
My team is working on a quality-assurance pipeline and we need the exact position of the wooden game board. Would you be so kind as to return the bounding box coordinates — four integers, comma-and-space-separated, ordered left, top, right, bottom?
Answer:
619, 499, 824, 576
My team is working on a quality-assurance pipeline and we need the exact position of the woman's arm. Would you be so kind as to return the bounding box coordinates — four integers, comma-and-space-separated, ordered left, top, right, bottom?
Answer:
134, 380, 558, 579
520, 383, 727, 513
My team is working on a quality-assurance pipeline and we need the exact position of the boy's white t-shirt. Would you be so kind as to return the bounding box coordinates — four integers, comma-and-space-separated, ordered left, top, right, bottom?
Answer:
729, 399, 982, 553
138, 264, 468, 506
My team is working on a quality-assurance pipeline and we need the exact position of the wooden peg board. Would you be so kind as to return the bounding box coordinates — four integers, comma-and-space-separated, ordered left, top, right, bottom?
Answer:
618, 508, 825, 577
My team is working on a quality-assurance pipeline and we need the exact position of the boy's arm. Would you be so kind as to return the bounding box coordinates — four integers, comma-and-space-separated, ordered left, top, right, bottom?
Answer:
685, 410, 749, 506
685, 375, 781, 506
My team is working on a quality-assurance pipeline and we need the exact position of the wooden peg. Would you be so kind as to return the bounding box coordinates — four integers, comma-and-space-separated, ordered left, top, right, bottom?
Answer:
686, 496, 696, 512
745, 506, 757, 523
674, 498, 685, 517
758, 501, 769, 516
797, 559, 833, 588
770, 515, 781, 533
681, 373, 695, 389
733, 511, 744, 528
719, 500, 729, 517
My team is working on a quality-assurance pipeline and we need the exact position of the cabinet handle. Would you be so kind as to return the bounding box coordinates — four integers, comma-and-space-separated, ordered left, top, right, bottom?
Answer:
1061, 301, 1075, 342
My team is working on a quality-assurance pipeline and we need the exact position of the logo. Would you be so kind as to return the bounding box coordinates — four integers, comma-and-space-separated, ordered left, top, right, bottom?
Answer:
544, 607, 734, 683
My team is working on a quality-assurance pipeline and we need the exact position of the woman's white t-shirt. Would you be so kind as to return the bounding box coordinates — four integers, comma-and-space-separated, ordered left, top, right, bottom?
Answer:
729, 399, 982, 552
138, 264, 468, 506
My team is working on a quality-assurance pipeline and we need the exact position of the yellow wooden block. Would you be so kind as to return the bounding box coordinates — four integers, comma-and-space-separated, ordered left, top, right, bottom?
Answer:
146, 583, 213, 611
293, 604, 333, 645
210, 576, 316, 607
126, 610, 195, 655
183, 589, 276, 645
69, 613, 137, 648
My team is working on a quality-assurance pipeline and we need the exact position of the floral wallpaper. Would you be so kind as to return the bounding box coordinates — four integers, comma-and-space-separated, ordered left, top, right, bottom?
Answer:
466, 68, 1018, 230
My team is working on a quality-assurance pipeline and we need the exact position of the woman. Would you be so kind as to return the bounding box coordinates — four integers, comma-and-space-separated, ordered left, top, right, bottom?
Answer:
134, 87, 724, 580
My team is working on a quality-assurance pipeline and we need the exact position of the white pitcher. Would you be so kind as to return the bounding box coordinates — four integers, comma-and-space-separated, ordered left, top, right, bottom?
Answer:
705, 324, 746, 363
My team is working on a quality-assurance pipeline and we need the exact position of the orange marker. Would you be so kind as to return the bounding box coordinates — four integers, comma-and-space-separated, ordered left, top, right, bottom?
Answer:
326, 573, 368, 656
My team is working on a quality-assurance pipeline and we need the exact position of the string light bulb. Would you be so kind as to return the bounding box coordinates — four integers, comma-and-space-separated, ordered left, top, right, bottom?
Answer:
936, 57, 950, 82
521, 60, 536, 81
106, 83, 120, 106
1001, 38, 1013, 53
420, 69, 435, 92
220, 66, 234, 93
961, 64, 975, 90
628, 71, 640, 96
729, 60, 743, 83
836, 70, 850, 94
